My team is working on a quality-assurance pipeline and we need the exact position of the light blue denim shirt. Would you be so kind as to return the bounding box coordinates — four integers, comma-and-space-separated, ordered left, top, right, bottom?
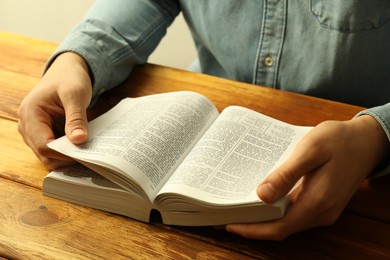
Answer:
50, 0, 390, 142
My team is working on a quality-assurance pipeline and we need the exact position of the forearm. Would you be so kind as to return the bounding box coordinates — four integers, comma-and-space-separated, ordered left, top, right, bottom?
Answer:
46, 0, 180, 99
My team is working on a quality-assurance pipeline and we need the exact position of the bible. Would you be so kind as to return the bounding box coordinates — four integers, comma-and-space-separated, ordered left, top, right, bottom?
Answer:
44, 91, 312, 226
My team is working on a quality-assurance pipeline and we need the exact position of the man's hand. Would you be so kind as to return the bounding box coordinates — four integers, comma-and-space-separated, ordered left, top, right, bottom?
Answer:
18, 52, 92, 169
226, 115, 389, 240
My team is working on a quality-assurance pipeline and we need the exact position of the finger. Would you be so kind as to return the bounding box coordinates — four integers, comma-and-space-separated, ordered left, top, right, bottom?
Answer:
257, 135, 330, 203
226, 181, 320, 240
18, 103, 73, 167
225, 202, 312, 241
19, 118, 75, 168
226, 222, 290, 241
45, 158, 78, 170
62, 99, 89, 144
18, 106, 55, 156
35, 138, 77, 169
225, 202, 302, 240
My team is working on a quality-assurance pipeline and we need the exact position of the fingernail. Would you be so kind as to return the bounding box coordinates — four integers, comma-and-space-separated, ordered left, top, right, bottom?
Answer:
71, 128, 86, 137
70, 129, 87, 144
258, 183, 276, 202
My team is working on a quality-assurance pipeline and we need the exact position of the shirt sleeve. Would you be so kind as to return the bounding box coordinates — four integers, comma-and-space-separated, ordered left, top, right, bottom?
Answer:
45, 0, 180, 99
355, 103, 390, 178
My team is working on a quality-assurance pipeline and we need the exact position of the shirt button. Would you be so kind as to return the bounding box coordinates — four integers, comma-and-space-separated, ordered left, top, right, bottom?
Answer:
264, 55, 274, 67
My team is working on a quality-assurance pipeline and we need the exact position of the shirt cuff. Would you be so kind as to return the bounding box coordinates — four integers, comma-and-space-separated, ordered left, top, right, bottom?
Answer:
44, 32, 114, 100
355, 103, 390, 178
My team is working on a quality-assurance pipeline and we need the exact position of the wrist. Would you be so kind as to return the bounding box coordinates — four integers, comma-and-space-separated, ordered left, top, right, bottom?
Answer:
51, 52, 93, 83
45, 52, 93, 86
351, 115, 390, 169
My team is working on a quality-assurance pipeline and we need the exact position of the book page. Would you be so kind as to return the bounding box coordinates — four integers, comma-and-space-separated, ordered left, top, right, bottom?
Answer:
47, 164, 124, 190
43, 165, 152, 222
48, 91, 219, 201
157, 106, 312, 205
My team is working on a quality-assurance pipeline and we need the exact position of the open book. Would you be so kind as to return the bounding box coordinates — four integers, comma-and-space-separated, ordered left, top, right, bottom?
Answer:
44, 91, 313, 226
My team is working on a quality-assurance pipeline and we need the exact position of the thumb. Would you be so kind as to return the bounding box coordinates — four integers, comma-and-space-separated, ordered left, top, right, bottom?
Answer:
64, 104, 89, 144
257, 163, 303, 203
257, 138, 329, 203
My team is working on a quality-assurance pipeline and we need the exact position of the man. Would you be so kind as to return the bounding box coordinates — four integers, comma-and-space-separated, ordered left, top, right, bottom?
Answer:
18, 0, 390, 240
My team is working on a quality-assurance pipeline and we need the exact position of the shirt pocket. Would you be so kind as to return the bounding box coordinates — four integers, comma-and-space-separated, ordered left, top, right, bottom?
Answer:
310, 0, 390, 32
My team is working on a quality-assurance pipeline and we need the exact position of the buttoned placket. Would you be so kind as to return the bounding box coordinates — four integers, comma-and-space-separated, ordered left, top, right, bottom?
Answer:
253, 0, 287, 88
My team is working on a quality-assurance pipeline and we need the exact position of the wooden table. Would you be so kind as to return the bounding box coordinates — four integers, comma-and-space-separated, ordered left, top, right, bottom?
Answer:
1, 31, 389, 259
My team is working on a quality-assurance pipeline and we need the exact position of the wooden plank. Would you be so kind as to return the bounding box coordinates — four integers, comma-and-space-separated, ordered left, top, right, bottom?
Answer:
173, 212, 390, 259
0, 30, 365, 124
0, 118, 47, 189
0, 31, 56, 77
108, 64, 365, 125
347, 176, 390, 223
0, 31, 54, 122
3, 81, 390, 225
1, 111, 390, 258
103, 65, 390, 223
0, 177, 255, 260
0, 31, 54, 121
0, 70, 40, 121
1, 31, 390, 258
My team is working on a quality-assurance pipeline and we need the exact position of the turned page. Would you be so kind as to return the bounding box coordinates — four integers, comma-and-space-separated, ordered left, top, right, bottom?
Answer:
158, 106, 312, 205
48, 92, 219, 201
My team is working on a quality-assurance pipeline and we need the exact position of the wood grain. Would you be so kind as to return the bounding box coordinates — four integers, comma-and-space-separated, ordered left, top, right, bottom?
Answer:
1, 110, 389, 259
0, 177, 253, 260
1, 30, 390, 259
108, 63, 365, 125
0, 118, 47, 189
0, 31, 56, 121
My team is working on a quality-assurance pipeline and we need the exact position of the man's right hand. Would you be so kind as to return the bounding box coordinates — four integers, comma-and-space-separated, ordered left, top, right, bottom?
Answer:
18, 52, 93, 169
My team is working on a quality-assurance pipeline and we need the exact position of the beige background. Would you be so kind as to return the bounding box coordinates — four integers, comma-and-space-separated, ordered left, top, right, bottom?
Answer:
0, 0, 196, 69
